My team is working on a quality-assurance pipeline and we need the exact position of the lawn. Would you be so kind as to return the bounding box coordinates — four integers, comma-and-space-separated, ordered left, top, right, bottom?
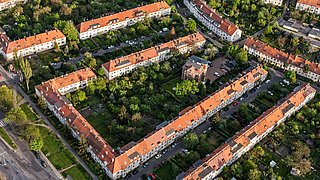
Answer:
161, 76, 182, 94
154, 160, 182, 180
62, 164, 91, 180
0, 127, 17, 150
20, 103, 39, 122
39, 127, 77, 171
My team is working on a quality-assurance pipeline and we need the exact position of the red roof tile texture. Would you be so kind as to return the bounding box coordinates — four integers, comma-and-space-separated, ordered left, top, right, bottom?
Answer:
0, 29, 65, 54
191, 0, 239, 36
102, 32, 206, 73
77, 1, 170, 33
182, 83, 316, 180
245, 37, 320, 75
297, 0, 320, 7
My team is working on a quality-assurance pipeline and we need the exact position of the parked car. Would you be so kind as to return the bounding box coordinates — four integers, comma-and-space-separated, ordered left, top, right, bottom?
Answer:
265, 79, 270, 84
155, 154, 162, 159
214, 72, 220, 77
171, 142, 177, 148
132, 169, 139, 175
268, 91, 274, 96
143, 163, 149, 168
148, 173, 157, 180
40, 160, 47, 168
32, 150, 40, 159
233, 101, 239, 106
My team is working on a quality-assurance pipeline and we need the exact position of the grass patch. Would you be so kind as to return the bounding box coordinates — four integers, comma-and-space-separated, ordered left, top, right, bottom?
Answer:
62, 164, 91, 180
20, 103, 39, 122
161, 76, 181, 94
39, 127, 77, 170
0, 127, 17, 150
154, 160, 182, 180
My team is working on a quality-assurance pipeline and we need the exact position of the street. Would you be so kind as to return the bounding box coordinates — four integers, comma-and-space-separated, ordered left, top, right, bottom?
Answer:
0, 129, 58, 180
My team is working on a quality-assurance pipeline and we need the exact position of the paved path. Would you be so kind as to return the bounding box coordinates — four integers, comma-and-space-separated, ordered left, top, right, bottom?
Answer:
0, 65, 98, 180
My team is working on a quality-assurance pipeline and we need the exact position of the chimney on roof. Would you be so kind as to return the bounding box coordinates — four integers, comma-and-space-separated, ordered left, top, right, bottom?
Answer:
200, 5, 203, 9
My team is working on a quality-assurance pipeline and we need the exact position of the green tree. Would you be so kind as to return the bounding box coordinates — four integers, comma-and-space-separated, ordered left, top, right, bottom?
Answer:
18, 57, 33, 91
236, 49, 248, 64
95, 77, 107, 91
187, 19, 197, 32
118, 105, 127, 122
182, 132, 199, 149
4, 107, 28, 125
54, 20, 79, 42
29, 138, 43, 151
0, 85, 14, 111
83, 52, 97, 68
285, 71, 296, 84
76, 90, 86, 102
86, 81, 95, 95
175, 80, 199, 96
248, 168, 262, 180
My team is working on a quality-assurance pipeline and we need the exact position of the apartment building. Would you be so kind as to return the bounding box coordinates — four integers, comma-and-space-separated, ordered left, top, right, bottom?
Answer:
0, 0, 26, 11
179, 83, 316, 180
264, 0, 283, 6
244, 37, 320, 82
182, 55, 209, 82
184, 0, 242, 42
0, 29, 66, 60
36, 65, 267, 179
77, 1, 171, 40
295, 0, 320, 14
102, 32, 206, 80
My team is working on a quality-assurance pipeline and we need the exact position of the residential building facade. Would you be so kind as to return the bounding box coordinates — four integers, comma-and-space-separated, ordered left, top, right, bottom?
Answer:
264, 0, 283, 6
36, 65, 267, 179
295, 0, 320, 14
184, 0, 242, 42
179, 83, 316, 180
102, 33, 206, 80
77, 1, 171, 40
244, 37, 320, 82
0, 0, 26, 11
0, 29, 66, 60
182, 55, 209, 82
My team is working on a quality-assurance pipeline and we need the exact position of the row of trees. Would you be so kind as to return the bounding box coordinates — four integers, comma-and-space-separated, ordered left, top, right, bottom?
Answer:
4, 106, 43, 151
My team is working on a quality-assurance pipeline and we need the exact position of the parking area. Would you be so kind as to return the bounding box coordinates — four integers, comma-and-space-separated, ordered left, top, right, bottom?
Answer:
206, 56, 237, 82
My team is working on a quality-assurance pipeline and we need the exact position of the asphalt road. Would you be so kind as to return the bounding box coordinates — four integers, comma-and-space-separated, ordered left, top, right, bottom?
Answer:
0, 128, 58, 180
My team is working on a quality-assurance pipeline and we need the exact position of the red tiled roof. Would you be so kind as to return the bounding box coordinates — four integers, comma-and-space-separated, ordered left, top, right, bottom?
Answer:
297, 0, 320, 8
77, 1, 170, 33
35, 69, 117, 166
182, 83, 316, 180
191, 0, 239, 36
245, 37, 320, 75
0, 30, 65, 54
102, 32, 206, 73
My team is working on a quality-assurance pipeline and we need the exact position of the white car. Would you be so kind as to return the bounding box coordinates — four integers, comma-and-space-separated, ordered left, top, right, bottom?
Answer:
155, 154, 162, 159
265, 79, 270, 84
268, 91, 274, 96
214, 72, 220, 77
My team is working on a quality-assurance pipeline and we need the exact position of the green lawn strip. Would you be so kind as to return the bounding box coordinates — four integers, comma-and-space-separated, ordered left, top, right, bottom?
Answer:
47, 150, 77, 170
0, 127, 17, 150
154, 160, 182, 180
39, 127, 76, 170
20, 103, 39, 122
161, 76, 182, 94
62, 164, 91, 180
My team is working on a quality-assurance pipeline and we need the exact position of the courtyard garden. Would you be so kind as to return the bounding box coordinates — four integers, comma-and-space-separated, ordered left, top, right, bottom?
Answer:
185, 0, 284, 35
219, 94, 320, 179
